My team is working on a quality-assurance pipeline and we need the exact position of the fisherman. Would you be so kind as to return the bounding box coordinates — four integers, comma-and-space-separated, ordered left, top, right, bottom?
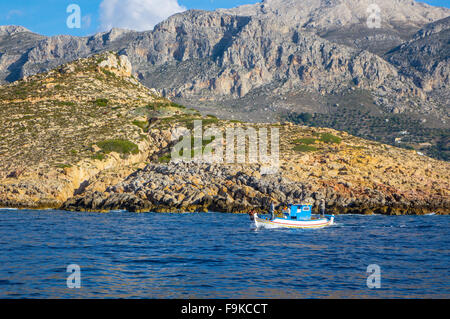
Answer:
282, 206, 290, 218
269, 201, 275, 220
319, 199, 326, 217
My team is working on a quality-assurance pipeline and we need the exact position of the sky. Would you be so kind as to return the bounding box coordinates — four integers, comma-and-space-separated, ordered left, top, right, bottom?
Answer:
0, 0, 449, 37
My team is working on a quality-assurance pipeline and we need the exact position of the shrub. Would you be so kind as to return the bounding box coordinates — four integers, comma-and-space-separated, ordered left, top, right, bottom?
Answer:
400, 144, 415, 150
170, 102, 186, 109
96, 139, 139, 155
158, 153, 171, 163
91, 153, 106, 161
94, 98, 109, 107
201, 118, 219, 127
293, 137, 316, 145
101, 69, 116, 77
57, 101, 75, 107
298, 112, 313, 123
132, 120, 149, 132
320, 133, 342, 144
293, 145, 317, 152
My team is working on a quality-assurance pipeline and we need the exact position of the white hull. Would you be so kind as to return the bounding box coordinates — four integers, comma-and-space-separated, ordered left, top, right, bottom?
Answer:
254, 215, 334, 229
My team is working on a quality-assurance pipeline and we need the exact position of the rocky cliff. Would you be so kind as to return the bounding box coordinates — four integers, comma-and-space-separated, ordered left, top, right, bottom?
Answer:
385, 16, 450, 96
223, 0, 450, 53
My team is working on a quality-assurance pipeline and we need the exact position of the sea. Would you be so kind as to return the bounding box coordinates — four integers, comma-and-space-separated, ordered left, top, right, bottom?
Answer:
0, 209, 448, 298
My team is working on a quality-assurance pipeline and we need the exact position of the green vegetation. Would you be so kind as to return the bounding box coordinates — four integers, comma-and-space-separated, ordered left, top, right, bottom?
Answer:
101, 68, 116, 77
94, 98, 109, 107
91, 153, 106, 161
170, 102, 186, 109
399, 144, 415, 151
291, 132, 340, 151
293, 144, 318, 152
199, 117, 219, 128
158, 115, 219, 130
295, 112, 313, 124
96, 139, 139, 155
132, 120, 149, 132
286, 96, 449, 161
293, 137, 316, 145
320, 133, 342, 144
158, 153, 171, 163
164, 135, 217, 161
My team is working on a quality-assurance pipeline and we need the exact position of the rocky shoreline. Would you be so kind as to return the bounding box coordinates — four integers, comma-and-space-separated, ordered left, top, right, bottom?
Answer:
60, 162, 449, 215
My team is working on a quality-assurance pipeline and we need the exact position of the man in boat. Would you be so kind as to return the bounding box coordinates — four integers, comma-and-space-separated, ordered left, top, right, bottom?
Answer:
269, 201, 275, 220
248, 209, 256, 221
282, 206, 290, 218
319, 199, 326, 217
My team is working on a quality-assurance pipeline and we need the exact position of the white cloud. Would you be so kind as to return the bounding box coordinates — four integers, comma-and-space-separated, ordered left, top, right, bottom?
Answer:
99, 0, 186, 32
6, 9, 23, 20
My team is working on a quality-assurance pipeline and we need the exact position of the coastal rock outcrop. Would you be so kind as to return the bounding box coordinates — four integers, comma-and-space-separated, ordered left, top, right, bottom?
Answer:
60, 122, 450, 215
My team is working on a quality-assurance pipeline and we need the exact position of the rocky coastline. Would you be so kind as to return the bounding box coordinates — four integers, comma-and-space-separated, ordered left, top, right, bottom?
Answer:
60, 161, 449, 215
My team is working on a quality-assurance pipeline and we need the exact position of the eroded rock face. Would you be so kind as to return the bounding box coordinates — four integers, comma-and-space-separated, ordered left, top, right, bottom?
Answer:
98, 53, 133, 77
385, 16, 450, 92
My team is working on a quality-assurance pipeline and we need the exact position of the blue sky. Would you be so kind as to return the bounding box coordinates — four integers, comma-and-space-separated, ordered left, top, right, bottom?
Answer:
0, 0, 448, 37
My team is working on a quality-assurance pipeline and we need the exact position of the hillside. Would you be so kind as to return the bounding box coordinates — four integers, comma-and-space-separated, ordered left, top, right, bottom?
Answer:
0, 52, 187, 208
0, 53, 448, 214
0, 1, 448, 161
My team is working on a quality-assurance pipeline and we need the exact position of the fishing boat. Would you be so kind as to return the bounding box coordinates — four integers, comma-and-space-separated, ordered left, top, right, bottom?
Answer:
249, 204, 335, 229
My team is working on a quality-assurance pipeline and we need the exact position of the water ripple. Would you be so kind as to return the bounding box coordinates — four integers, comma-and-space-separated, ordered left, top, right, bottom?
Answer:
0, 210, 448, 298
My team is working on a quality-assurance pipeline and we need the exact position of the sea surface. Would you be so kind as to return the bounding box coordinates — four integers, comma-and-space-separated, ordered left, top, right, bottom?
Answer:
0, 209, 448, 298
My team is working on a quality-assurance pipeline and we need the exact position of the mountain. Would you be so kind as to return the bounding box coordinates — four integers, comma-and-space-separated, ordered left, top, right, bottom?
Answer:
385, 16, 450, 94
222, 0, 450, 54
0, 53, 448, 214
0, 0, 449, 160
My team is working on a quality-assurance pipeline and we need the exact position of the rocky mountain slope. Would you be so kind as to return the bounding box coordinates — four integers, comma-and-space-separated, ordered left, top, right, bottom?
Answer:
0, 0, 449, 160
0, 53, 448, 214
223, 0, 450, 54
385, 16, 450, 95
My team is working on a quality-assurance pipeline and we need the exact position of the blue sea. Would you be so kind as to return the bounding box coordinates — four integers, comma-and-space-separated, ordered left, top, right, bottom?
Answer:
0, 209, 448, 298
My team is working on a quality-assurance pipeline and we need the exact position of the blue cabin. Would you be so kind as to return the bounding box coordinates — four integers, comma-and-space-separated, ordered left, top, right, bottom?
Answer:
288, 204, 312, 221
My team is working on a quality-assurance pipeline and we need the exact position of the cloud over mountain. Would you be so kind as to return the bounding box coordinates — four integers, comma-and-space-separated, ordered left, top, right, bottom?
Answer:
99, 0, 186, 31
